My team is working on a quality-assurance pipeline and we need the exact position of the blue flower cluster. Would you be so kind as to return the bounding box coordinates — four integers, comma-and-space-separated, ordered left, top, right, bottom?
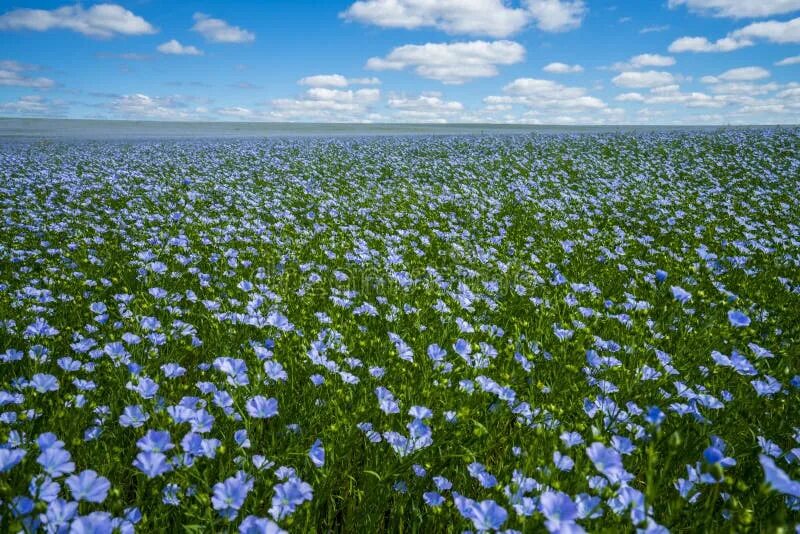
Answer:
1, 130, 799, 531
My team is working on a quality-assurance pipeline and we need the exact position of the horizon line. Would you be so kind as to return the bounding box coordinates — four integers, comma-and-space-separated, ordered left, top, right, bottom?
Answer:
1, 116, 799, 128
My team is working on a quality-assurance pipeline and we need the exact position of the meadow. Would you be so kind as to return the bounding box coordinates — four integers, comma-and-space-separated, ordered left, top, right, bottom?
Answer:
0, 129, 799, 533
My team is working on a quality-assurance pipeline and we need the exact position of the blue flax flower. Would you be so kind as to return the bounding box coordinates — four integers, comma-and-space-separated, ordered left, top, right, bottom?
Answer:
453, 493, 508, 531
212, 471, 254, 521
239, 515, 286, 534
269, 477, 313, 520
759, 455, 800, 498
66, 470, 111, 503
309, 439, 325, 468
0, 448, 25, 472
246, 396, 278, 419
728, 310, 751, 327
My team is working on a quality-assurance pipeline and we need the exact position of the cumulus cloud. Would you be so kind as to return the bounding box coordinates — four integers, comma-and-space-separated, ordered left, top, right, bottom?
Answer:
514, 107, 625, 125
484, 77, 612, 116
157, 40, 203, 56
387, 92, 464, 122
704, 81, 781, 95
0, 3, 156, 38
668, 0, 800, 18
366, 40, 524, 84
612, 70, 676, 88
298, 74, 381, 87
668, 36, 752, 52
611, 54, 676, 71
670, 16, 800, 52
341, 0, 528, 37
110, 94, 204, 120
615, 92, 646, 102
527, 0, 586, 32
543, 62, 583, 73
730, 16, 800, 43
0, 60, 32, 71
192, 13, 255, 43
305, 87, 381, 103
299, 74, 348, 87
631, 54, 677, 68
776, 54, 800, 65
0, 60, 54, 88
629, 86, 729, 108
350, 77, 381, 85
341, 0, 585, 36
612, 74, 796, 123
701, 66, 770, 84
267, 87, 382, 121
0, 95, 64, 115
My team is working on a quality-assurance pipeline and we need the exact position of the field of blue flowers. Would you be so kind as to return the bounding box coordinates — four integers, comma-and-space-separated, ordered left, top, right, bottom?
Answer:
1, 129, 799, 533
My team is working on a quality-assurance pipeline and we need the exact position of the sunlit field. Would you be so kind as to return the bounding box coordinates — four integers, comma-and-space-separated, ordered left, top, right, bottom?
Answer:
1, 129, 799, 533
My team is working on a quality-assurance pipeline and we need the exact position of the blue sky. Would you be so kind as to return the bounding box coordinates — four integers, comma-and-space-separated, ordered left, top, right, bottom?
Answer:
0, 0, 798, 124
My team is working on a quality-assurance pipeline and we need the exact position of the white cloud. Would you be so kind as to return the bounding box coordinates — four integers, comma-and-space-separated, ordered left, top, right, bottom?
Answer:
484, 104, 512, 111
268, 87, 382, 121
0, 60, 31, 71
485, 78, 610, 112
341, 0, 529, 37
705, 81, 780, 95
611, 53, 676, 70
341, 0, 584, 36
341, 0, 530, 37
668, 36, 752, 52
298, 75, 381, 87
0, 95, 64, 115
543, 62, 583, 73
777, 85, 800, 99
111, 94, 199, 120
615, 84, 732, 108
701, 66, 770, 83
638, 87, 728, 108
388, 93, 463, 111
350, 77, 381, 85
730, 16, 800, 43
670, 16, 800, 53
776, 54, 800, 64
708, 83, 800, 121
0, 60, 54, 88
615, 92, 645, 102
612, 70, 676, 88
0, 3, 156, 38
502, 78, 595, 101
512, 106, 625, 125
387, 92, 464, 122
192, 13, 255, 43
668, 0, 800, 18
629, 53, 676, 68
366, 40, 524, 84
305, 87, 381, 103
611, 76, 798, 124
157, 39, 203, 56
299, 74, 349, 87
270, 98, 365, 117
527, 0, 586, 32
